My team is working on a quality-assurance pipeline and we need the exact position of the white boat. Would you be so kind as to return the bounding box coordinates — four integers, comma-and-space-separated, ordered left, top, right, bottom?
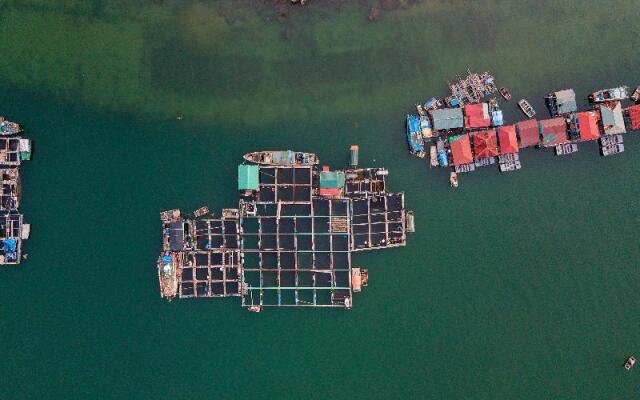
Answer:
518, 99, 536, 118
625, 356, 636, 370
450, 171, 458, 188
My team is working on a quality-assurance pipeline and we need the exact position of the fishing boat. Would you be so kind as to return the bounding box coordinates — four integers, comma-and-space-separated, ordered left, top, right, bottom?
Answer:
449, 171, 458, 188
499, 87, 512, 101
0, 118, 22, 136
248, 305, 263, 313
429, 146, 438, 167
193, 206, 210, 218
624, 356, 636, 370
518, 99, 536, 118
406, 114, 426, 158
588, 86, 629, 103
157, 253, 179, 300
243, 150, 319, 166
631, 86, 640, 102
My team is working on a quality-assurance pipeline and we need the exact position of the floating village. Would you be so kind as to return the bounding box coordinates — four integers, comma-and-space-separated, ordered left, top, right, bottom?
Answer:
157, 148, 414, 311
405, 70, 640, 187
0, 117, 31, 265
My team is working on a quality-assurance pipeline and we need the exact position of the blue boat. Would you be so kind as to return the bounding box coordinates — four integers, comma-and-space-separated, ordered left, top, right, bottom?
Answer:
406, 114, 425, 158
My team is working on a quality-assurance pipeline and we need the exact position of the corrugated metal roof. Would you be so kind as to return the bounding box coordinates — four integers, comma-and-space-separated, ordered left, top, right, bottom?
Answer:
600, 103, 626, 135
472, 130, 498, 158
628, 104, 640, 130
540, 118, 568, 147
449, 134, 473, 165
516, 119, 541, 148
238, 165, 259, 191
319, 171, 345, 189
497, 125, 519, 154
577, 111, 600, 141
430, 108, 464, 130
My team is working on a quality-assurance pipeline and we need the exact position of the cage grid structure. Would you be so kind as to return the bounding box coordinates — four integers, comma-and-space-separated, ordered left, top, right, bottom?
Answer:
157, 152, 413, 311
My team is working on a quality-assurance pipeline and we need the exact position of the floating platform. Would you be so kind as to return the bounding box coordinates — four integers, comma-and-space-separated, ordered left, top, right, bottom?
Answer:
157, 150, 414, 311
0, 117, 30, 266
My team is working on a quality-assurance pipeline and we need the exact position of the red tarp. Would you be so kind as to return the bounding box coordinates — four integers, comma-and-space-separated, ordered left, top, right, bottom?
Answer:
497, 125, 519, 154
628, 104, 640, 130
517, 119, 541, 148
464, 103, 491, 128
540, 118, 568, 147
450, 134, 473, 165
577, 111, 600, 141
473, 130, 499, 158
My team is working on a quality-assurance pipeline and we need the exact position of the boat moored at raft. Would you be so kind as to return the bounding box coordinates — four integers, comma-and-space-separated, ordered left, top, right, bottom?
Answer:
0, 118, 22, 136
157, 252, 180, 300
406, 114, 426, 158
589, 86, 629, 103
243, 150, 319, 166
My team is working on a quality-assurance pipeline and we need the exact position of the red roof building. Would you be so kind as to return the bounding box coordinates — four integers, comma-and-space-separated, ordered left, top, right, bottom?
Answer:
576, 111, 600, 141
628, 104, 640, 130
472, 130, 498, 158
449, 134, 473, 165
497, 125, 519, 154
539, 118, 568, 147
464, 103, 491, 129
516, 119, 540, 148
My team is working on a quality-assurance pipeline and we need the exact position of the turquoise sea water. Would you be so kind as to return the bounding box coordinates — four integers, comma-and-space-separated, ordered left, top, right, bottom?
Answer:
1, 1, 640, 398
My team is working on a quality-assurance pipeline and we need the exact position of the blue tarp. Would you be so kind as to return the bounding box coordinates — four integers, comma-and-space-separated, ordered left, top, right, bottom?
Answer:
424, 98, 438, 109
3, 238, 16, 253
162, 255, 172, 263
407, 115, 420, 132
438, 150, 448, 167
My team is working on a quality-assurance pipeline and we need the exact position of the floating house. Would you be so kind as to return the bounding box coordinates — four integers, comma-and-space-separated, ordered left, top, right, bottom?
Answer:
497, 126, 519, 154
473, 130, 499, 159
430, 108, 464, 131
238, 165, 259, 194
319, 168, 345, 198
545, 89, 577, 116
516, 119, 541, 148
157, 151, 414, 310
600, 103, 627, 135
576, 111, 601, 141
449, 134, 473, 165
464, 103, 491, 129
540, 118, 569, 147
627, 104, 640, 130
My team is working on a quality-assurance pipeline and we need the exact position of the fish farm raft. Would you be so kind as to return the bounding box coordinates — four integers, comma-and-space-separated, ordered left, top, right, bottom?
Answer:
406, 70, 640, 186
0, 117, 31, 265
157, 150, 414, 311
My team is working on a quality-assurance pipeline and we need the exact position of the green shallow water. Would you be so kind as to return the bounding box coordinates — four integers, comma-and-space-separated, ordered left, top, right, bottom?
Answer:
1, 0, 640, 398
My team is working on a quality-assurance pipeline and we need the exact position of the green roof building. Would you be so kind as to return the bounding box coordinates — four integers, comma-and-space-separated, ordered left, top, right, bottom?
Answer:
238, 165, 259, 191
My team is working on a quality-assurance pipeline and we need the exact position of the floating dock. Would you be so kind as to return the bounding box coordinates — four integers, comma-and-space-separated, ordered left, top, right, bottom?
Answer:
157, 149, 413, 311
406, 73, 640, 186
0, 118, 30, 265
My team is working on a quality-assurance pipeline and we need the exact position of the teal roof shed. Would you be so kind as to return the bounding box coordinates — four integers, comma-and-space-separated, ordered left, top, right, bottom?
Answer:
238, 165, 259, 191
319, 171, 345, 188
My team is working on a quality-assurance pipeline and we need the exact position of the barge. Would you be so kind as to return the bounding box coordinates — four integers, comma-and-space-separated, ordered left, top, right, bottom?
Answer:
156, 148, 414, 311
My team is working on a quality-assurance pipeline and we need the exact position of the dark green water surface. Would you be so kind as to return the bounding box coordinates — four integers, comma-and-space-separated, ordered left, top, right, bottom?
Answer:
1, 1, 640, 398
